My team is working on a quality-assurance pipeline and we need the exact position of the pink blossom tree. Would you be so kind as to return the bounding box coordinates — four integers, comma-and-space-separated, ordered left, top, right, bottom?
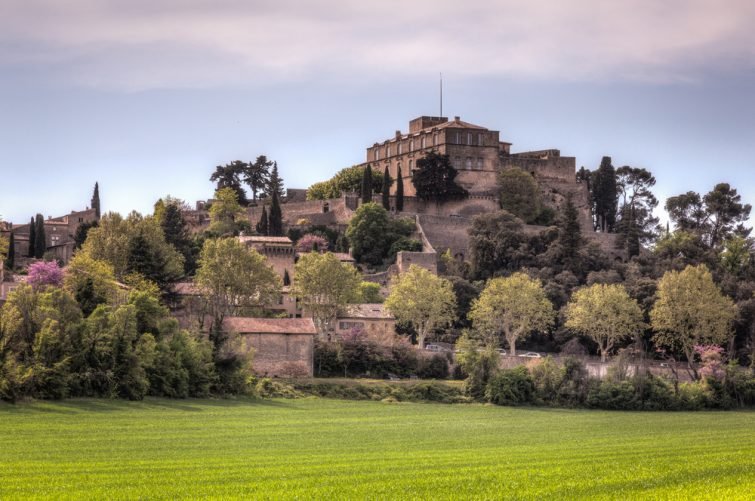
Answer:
695, 345, 726, 381
27, 260, 64, 289
296, 234, 329, 253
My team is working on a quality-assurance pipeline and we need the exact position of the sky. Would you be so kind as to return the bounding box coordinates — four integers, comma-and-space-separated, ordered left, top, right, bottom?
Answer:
1, 0, 754, 224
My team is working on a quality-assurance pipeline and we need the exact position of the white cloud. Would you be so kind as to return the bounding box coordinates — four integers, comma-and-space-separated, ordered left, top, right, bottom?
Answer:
1, 0, 753, 90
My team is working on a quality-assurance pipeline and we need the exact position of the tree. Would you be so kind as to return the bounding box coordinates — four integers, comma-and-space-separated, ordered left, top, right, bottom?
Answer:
345, 203, 391, 265
382, 166, 391, 210
385, 265, 456, 349
268, 191, 283, 236
412, 152, 467, 202
650, 265, 736, 378
91, 182, 101, 220
210, 161, 247, 205
468, 210, 526, 279
244, 156, 272, 202
591, 157, 618, 232
296, 234, 329, 253
361, 163, 373, 204
28, 261, 64, 289
158, 199, 194, 275
33, 214, 46, 259
27, 216, 35, 258
63, 253, 118, 315
208, 187, 246, 236
6, 232, 14, 269
469, 273, 554, 356
498, 167, 541, 223
396, 166, 404, 211
195, 238, 281, 333
256, 206, 269, 236
615, 166, 660, 256
266, 161, 285, 199
73, 220, 98, 250
307, 165, 383, 200
565, 284, 644, 362
293, 252, 361, 335
557, 194, 583, 266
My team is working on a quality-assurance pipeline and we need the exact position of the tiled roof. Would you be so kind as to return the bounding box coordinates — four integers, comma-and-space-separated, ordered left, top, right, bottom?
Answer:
340, 303, 394, 320
223, 317, 317, 335
239, 236, 293, 245
332, 252, 355, 262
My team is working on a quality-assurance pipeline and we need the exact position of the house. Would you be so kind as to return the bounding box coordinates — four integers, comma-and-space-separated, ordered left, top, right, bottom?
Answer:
239, 235, 295, 284
335, 303, 395, 337
223, 317, 317, 377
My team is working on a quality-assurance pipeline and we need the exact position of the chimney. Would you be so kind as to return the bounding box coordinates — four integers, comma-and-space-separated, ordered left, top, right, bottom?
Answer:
395, 130, 401, 138
454, 116, 460, 122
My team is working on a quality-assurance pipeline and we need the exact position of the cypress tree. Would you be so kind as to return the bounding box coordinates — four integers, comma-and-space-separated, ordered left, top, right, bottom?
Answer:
591, 157, 617, 232
396, 166, 404, 212
558, 194, 582, 263
361, 166, 373, 204
34, 214, 46, 259
269, 192, 283, 236
267, 161, 285, 199
382, 166, 391, 210
256, 206, 269, 236
6, 231, 15, 269
27, 217, 35, 258
91, 182, 101, 220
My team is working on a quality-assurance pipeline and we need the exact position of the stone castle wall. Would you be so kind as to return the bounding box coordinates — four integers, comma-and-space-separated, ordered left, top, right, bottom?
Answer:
238, 333, 314, 377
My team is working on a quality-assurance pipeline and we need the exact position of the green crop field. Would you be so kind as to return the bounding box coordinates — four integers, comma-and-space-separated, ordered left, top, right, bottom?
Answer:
0, 399, 753, 500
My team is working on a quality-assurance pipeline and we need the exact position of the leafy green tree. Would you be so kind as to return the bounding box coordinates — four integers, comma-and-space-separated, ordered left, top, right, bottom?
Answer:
412, 152, 467, 202
27, 216, 35, 258
455, 331, 500, 399
268, 191, 283, 236
382, 166, 391, 210
34, 214, 46, 259
469, 273, 554, 356
307, 165, 383, 200
293, 252, 361, 334
720, 236, 752, 277
468, 210, 526, 279
195, 238, 281, 332
73, 220, 98, 250
208, 188, 247, 236
357, 281, 382, 303
210, 161, 248, 205
158, 199, 195, 275
591, 156, 618, 232
64, 253, 119, 315
615, 166, 660, 256
256, 206, 269, 236
565, 284, 644, 361
91, 182, 101, 220
498, 167, 541, 223
396, 166, 404, 211
650, 265, 736, 378
385, 265, 456, 348
244, 156, 272, 202
346, 202, 391, 265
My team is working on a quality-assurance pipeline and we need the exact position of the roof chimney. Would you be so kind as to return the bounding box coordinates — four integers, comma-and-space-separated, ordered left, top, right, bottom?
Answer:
454, 116, 460, 122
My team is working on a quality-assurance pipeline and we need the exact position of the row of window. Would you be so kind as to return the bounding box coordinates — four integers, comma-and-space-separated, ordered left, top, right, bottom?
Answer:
454, 157, 485, 170
374, 132, 486, 161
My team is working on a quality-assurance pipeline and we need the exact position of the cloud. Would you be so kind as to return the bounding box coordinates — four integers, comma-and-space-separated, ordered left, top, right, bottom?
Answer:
1, 0, 753, 90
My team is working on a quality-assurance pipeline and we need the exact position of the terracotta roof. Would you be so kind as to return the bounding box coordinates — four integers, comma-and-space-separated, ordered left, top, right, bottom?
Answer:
239, 236, 293, 245
332, 252, 355, 262
223, 317, 317, 335
340, 303, 394, 320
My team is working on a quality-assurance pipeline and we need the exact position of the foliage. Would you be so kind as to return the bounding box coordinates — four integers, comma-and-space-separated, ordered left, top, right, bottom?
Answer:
27, 216, 35, 258
314, 330, 420, 378
34, 214, 46, 259
382, 166, 391, 210
256, 206, 269, 236
293, 252, 361, 334
210, 161, 248, 205
361, 162, 373, 204
396, 166, 404, 211
650, 265, 736, 377
156, 197, 196, 275
73, 220, 98, 250
307, 165, 384, 200
91, 182, 101, 219
244, 155, 272, 201
296, 233, 329, 253
208, 187, 247, 236
63, 253, 119, 315
357, 281, 382, 303
468, 210, 527, 279
268, 191, 283, 236
615, 166, 660, 255
591, 156, 618, 232
454, 331, 499, 400
412, 152, 467, 202
387, 237, 422, 259
27, 261, 64, 289
565, 283, 644, 361
345, 203, 414, 265
385, 265, 456, 348
498, 167, 542, 223
485, 366, 534, 405
469, 273, 554, 355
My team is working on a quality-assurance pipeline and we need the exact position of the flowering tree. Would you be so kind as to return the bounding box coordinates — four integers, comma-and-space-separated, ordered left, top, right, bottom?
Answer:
296, 234, 329, 253
27, 261, 64, 289
695, 345, 726, 381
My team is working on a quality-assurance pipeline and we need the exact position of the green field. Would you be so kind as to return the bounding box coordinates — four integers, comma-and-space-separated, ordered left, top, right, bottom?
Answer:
0, 399, 753, 499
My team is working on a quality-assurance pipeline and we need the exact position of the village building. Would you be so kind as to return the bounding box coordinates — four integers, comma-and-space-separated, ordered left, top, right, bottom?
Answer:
239, 235, 296, 284
223, 317, 317, 377
335, 303, 396, 338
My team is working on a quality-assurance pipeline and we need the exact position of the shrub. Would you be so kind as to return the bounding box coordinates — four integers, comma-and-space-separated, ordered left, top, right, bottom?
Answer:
530, 356, 564, 405
485, 366, 534, 406
416, 354, 450, 380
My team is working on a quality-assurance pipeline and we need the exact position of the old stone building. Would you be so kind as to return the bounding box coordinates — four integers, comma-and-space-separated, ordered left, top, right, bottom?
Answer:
239, 235, 296, 284
223, 317, 317, 377
8, 208, 98, 264
335, 303, 396, 338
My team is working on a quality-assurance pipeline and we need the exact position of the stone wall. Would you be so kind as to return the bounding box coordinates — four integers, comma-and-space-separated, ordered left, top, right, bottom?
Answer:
502, 153, 576, 183
238, 333, 314, 377
396, 251, 438, 274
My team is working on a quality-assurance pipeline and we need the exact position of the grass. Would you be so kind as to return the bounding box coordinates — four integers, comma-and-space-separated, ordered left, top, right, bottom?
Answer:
0, 398, 753, 500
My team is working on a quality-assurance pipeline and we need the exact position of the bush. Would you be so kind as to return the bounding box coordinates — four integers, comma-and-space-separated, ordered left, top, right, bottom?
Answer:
416, 354, 450, 380
485, 366, 534, 406
586, 373, 675, 411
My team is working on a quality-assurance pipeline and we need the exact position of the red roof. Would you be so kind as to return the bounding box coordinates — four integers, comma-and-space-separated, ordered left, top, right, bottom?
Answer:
223, 317, 317, 335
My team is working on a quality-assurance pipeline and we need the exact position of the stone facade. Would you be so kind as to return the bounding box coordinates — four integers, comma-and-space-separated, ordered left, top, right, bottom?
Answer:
7, 209, 98, 264
335, 304, 396, 338
239, 236, 296, 285
223, 317, 317, 377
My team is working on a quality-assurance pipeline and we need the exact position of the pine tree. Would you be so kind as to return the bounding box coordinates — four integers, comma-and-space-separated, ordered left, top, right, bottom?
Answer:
269, 192, 283, 236
396, 166, 404, 212
6, 232, 15, 269
267, 161, 285, 199
361, 166, 373, 204
27, 217, 35, 258
382, 166, 391, 210
34, 214, 46, 259
91, 182, 101, 220
256, 206, 269, 236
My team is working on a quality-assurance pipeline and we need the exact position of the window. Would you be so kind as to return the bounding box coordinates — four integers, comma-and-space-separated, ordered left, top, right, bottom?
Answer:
454, 132, 461, 144
386, 145, 390, 157
421, 136, 426, 149
433, 134, 438, 146
409, 139, 414, 152
398, 142, 403, 155
465, 157, 472, 170
455, 157, 462, 169
409, 159, 413, 171
374, 149, 380, 161
478, 134, 484, 146
477, 157, 483, 170
467, 132, 472, 145
339, 321, 365, 330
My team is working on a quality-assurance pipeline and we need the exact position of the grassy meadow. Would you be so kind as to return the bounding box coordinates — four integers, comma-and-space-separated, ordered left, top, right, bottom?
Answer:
0, 398, 753, 499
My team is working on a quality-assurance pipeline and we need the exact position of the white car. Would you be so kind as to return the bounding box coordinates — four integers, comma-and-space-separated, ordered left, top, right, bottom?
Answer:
518, 352, 542, 358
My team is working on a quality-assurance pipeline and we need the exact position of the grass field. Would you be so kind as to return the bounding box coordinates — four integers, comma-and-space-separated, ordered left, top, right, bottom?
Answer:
0, 399, 753, 499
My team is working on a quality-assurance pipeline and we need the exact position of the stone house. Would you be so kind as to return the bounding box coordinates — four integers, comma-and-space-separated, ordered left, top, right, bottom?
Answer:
8, 208, 98, 264
239, 235, 296, 285
223, 317, 317, 377
335, 303, 396, 338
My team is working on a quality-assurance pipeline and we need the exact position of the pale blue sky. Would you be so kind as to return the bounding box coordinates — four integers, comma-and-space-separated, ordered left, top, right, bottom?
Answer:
1, 0, 754, 223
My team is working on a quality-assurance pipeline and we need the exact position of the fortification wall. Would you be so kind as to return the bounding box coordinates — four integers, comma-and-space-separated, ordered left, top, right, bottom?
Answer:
417, 215, 472, 259
396, 251, 438, 274
502, 155, 575, 183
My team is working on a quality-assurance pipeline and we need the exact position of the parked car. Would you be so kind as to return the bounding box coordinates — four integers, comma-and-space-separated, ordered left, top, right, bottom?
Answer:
425, 344, 451, 353
518, 352, 542, 358
497, 348, 507, 355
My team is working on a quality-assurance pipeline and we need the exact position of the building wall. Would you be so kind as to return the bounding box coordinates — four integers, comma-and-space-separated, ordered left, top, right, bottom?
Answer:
396, 251, 437, 274
238, 333, 314, 377
335, 318, 396, 337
